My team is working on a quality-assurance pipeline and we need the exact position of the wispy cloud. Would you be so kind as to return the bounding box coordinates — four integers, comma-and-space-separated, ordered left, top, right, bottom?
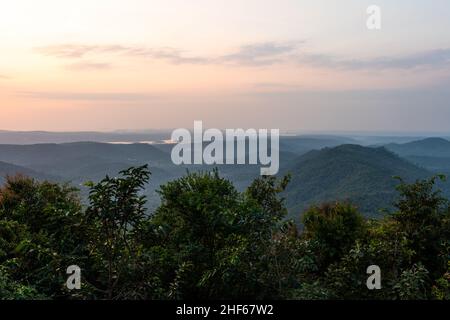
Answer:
19, 91, 160, 102
218, 42, 300, 66
252, 82, 303, 91
301, 48, 450, 70
35, 44, 125, 59
35, 42, 450, 71
35, 42, 300, 67
35, 44, 211, 65
65, 61, 112, 71
0, 74, 11, 80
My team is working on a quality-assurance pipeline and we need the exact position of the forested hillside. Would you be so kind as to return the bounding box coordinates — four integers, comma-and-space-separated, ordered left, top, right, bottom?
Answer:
0, 166, 448, 300
2, 140, 448, 219
283, 145, 432, 218
385, 138, 450, 174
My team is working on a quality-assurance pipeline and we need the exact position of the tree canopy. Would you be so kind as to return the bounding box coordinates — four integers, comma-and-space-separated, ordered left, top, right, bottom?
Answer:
0, 166, 448, 300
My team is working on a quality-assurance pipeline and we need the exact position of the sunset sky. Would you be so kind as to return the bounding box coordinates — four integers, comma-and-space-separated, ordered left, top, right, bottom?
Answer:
1, 0, 450, 132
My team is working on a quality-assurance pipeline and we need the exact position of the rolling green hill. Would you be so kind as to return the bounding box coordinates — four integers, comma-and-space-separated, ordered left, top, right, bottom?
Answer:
1, 139, 449, 219
0, 161, 55, 184
385, 138, 450, 173
385, 137, 450, 158
283, 144, 433, 220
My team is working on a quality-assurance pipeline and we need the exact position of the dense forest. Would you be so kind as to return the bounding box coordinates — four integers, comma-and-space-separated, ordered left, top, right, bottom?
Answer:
0, 165, 449, 300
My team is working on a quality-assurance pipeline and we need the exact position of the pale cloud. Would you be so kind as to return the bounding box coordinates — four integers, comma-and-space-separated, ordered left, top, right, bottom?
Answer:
19, 91, 161, 102
251, 82, 303, 91
35, 42, 450, 72
35, 44, 211, 65
65, 61, 112, 71
35, 44, 128, 59
35, 42, 301, 67
218, 42, 300, 66
301, 48, 450, 70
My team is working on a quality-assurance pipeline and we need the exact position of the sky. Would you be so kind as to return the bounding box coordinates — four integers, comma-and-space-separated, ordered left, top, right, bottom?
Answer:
1, 0, 450, 132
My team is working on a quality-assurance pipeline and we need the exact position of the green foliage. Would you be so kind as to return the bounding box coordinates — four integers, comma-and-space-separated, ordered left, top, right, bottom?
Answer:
0, 167, 449, 300
393, 263, 429, 300
0, 175, 87, 298
295, 176, 450, 300
147, 170, 293, 299
391, 175, 449, 278
432, 261, 450, 300
302, 202, 367, 270
84, 165, 151, 299
0, 266, 45, 300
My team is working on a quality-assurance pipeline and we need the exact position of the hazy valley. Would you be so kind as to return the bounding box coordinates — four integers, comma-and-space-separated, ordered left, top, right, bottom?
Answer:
0, 131, 449, 220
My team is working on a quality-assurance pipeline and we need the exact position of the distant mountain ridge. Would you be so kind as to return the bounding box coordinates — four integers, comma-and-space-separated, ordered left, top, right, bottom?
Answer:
385, 138, 450, 173
0, 138, 448, 220
0, 130, 171, 144
0, 141, 168, 167
0, 160, 55, 184
385, 137, 450, 157
282, 144, 434, 219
